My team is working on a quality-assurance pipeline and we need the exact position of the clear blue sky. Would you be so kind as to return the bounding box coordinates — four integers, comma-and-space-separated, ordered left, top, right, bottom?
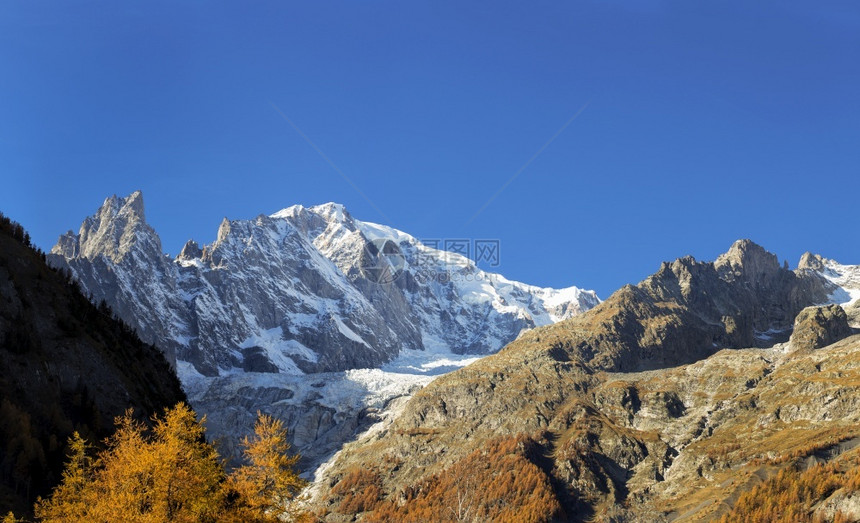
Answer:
2, 1, 858, 298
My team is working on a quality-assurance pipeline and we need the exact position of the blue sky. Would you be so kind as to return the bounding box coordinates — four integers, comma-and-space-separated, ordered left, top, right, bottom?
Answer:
1, 1, 858, 298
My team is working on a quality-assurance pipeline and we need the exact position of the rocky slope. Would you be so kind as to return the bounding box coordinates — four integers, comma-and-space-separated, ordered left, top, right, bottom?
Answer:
48, 192, 599, 466
312, 240, 860, 521
0, 213, 185, 515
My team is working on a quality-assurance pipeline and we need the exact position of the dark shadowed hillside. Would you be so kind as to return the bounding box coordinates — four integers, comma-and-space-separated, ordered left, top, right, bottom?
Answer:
0, 213, 186, 516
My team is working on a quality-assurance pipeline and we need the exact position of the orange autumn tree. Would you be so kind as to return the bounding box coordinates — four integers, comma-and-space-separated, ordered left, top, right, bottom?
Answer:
226, 413, 307, 522
33, 403, 307, 523
32, 431, 92, 521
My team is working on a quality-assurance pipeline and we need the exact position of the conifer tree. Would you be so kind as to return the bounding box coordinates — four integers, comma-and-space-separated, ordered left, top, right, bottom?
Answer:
227, 412, 308, 522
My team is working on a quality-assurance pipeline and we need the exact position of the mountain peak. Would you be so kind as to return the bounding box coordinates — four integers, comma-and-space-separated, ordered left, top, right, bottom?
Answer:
100, 190, 146, 223
714, 239, 780, 282
269, 204, 303, 220
270, 202, 351, 224
50, 190, 157, 263
717, 238, 772, 264
216, 217, 231, 244
310, 202, 349, 221
124, 189, 145, 218
178, 239, 203, 260
798, 251, 827, 271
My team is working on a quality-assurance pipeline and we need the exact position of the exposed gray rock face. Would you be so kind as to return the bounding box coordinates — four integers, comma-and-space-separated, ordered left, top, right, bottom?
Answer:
712, 239, 817, 336
798, 251, 827, 271
798, 251, 860, 307
49, 191, 184, 367
789, 304, 852, 351
845, 300, 860, 328
815, 490, 860, 522
178, 239, 203, 259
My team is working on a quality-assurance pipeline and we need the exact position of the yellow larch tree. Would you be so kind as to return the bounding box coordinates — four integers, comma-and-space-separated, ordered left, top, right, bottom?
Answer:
33, 404, 306, 523
225, 412, 308, 522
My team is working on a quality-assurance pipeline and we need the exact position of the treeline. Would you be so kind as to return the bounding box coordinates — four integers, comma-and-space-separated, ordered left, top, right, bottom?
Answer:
0, 214, 34, 251
4, 404, 307, 522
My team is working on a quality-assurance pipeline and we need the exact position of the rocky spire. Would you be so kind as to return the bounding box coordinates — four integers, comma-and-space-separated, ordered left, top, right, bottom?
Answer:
178, 240, 203, 260
714, 239, 781, 284
47, 191, 178, 367
53, 190, 159, 263
798, 252, 827, 271
216, 217, 231, 244
51, 230, 80, 259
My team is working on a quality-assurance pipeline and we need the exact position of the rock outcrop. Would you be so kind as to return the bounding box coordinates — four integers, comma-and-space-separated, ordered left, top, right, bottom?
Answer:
798, 251, 828, 272
789, 304, 852, 351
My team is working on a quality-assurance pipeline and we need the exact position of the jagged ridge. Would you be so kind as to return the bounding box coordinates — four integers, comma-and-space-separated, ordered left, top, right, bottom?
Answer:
50, 192, 599, 377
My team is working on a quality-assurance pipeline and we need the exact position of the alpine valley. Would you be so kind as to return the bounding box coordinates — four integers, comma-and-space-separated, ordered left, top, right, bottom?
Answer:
42, 191, 860, 521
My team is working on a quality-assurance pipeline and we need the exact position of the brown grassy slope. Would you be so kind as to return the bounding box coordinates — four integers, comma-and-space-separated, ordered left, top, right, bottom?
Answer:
318, 334, 860, 521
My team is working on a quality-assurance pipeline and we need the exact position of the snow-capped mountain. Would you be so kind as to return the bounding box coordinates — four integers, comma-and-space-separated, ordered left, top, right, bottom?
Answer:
798, 252, 860, 304
48, 191, 600, 465
797, 252, 860, 326
50, 191, 599, 377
